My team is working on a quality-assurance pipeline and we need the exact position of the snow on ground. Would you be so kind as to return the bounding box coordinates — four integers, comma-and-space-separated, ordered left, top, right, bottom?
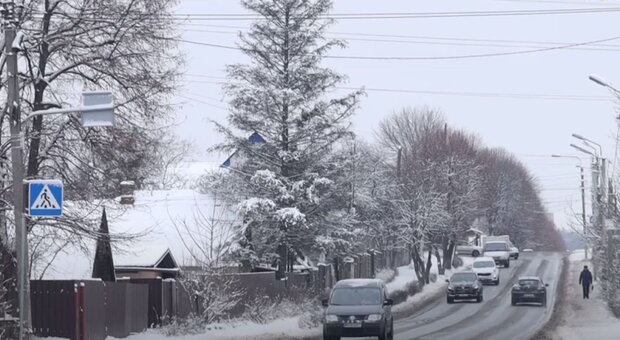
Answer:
553, 249, 620, 340
387, 255, 475, 293
390, 256, 475, 312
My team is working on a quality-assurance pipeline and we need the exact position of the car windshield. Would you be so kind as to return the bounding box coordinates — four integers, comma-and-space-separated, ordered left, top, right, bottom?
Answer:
330, 287, 382, 305
484, 243, 507, 251
473, 261, 495, 268
519, 279, 540, 287
451, 273, 478, 282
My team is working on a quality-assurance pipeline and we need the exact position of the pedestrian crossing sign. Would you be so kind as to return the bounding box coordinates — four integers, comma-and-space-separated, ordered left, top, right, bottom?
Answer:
28, 180, 63, 217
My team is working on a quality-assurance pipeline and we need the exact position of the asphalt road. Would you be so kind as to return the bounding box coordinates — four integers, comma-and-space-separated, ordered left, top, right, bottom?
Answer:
391, 251, 564, 340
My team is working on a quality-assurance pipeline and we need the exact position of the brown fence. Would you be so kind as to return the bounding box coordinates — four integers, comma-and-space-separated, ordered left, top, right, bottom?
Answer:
125, 278, 192, 327
31, 280, 148, 340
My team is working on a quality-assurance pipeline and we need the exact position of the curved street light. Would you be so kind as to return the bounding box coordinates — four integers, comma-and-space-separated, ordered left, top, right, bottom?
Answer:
589, 75, 620, 95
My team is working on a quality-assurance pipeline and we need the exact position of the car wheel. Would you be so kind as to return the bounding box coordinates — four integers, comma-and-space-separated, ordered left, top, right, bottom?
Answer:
388, 319, 394, 340
505, 260, 510, 268
472, 250, 480, 257
511, 296, 517, 306
542, 295, 547, 307
476, 294, 482, 303
495, 277, 500, 285
515, 254, 519, 260
447, 296, 454, 304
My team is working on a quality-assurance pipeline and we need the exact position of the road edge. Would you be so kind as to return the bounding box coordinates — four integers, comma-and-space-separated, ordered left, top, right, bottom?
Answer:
531, 254, 569, 340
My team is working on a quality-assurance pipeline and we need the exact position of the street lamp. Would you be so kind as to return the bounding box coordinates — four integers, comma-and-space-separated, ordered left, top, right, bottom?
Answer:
589, 75, 620, 120
552, 154, 588, 259
570, 143, 596, 157
572, 133, 602, 156
589, 75, 620, 95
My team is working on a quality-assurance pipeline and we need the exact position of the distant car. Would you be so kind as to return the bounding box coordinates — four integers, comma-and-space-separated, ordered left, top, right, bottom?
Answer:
523, 248, 534, 252
483, 241, 511, 268
322, 279, 394, 340
471, 257, 500, 285
508, 243, 519, 260
446, 271, 483, 304
511, 276, 548, 307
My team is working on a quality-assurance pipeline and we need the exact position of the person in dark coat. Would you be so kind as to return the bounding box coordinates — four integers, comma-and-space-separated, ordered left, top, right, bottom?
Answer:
579, 265, 593, 299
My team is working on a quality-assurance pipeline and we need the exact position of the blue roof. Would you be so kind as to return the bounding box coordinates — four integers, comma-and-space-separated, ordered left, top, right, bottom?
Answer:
221, 132, 266, 168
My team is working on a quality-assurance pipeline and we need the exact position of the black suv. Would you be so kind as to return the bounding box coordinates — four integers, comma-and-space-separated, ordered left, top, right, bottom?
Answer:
446, 271, 483, 303
322, 279, 394, 340
511, 276, 548, 306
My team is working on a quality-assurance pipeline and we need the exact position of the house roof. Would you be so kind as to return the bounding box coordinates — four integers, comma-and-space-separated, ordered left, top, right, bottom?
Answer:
222, 131, 266, 168
40, 188, 236, 280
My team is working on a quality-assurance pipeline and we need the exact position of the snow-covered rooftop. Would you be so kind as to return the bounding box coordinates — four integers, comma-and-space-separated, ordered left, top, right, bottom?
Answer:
40, 188, 236, 279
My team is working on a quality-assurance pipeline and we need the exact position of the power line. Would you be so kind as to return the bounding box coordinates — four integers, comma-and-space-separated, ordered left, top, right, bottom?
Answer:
167, 7, 620, 20
172, 35, 620, 61
182, 27, 620, 52
181, 76, 610, 102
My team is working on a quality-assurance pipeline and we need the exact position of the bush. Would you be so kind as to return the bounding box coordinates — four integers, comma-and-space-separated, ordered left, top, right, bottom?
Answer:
159, 315, 205, 336
452, 255, 464, 268
241, 293, 321, 327
376, 268, 397, 284
389, 280, 422, 305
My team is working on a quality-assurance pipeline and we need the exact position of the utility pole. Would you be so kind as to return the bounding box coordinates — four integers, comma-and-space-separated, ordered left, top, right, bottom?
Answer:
2, 2, 30, 339
591, 157, 600, 281
579, 166, 588, 260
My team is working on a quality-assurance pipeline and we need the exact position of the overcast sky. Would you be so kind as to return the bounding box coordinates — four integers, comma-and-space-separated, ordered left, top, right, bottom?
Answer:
173, 0, 620, 232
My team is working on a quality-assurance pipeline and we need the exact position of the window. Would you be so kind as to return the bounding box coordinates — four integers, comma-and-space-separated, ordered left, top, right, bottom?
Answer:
330, 287, 382, 305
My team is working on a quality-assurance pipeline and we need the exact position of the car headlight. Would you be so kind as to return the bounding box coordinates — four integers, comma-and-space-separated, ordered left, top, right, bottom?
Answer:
325, 314, 338, 322
367, 314, 382, 322
447, 285, 454, 291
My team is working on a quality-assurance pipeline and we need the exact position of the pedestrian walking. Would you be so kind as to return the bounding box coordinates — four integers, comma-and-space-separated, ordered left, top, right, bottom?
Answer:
579, 265, 593, 299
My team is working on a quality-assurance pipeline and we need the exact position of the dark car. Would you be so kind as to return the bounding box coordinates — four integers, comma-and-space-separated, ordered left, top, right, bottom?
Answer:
511, 276, 548, 306
446, 271, 483, 303
322, 279, 394, 340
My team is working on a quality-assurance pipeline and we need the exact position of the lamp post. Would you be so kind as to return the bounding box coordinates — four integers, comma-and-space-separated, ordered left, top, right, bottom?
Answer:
589, 75, 620, 120
589, 75, 620, 95
2, 8, 115, 337
552, 154, 588, 259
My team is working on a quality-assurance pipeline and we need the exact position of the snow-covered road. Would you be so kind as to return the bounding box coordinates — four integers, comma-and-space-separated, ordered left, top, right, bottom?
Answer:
392, 251, 563, 340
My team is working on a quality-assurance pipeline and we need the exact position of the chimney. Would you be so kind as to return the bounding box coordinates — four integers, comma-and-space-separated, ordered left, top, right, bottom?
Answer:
120, 180, 135, 205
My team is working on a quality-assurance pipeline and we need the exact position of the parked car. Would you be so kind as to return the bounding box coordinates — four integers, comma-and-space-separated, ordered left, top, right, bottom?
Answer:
523, 248, 534, 253
511, 276, 548, 306
456, 242, 483, 257
471, 257, 500, 285
483, 241, 511, 268
446, 271, 483, 303
322, 279, 394, 340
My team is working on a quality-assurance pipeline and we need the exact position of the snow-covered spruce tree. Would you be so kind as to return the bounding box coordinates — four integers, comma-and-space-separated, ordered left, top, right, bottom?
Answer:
211, 0, 362, 277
